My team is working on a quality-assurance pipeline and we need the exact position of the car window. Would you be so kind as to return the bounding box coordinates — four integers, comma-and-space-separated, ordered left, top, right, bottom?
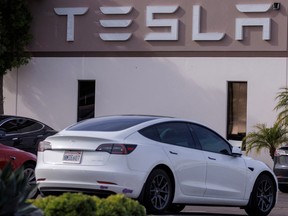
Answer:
278, 155, 288, 165
17, 119, 43, 133
191, 124, 232, 155
139, 122, 197, 148
67, 116, 159, 132
0, 120, 18, 134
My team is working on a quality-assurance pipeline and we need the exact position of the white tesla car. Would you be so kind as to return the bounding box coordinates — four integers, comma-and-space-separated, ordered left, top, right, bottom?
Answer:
35, 115, 277, 215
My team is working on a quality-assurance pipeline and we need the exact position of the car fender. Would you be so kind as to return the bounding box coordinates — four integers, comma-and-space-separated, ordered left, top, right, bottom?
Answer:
125, 132, 176, 189
243, 156, 278, 201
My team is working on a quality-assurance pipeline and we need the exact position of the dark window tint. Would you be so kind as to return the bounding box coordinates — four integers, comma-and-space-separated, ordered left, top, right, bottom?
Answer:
140, 122, 196, 148
17, 119, 43, 133
68, 116, 158, 132
78, 80, 95, 122
227, 82, 247, 141
139, 126, 160, 142
0, 118, 43, 134
0, 120, 18, 134
0, 116, 11, 121
192, 124, 231, 155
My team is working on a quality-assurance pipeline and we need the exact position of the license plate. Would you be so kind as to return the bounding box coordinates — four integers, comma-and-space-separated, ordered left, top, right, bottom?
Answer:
63, 151, 82, 163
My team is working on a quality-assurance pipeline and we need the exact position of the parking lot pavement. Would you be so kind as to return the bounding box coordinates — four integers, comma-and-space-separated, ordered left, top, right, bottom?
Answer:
159, 191, 288, 216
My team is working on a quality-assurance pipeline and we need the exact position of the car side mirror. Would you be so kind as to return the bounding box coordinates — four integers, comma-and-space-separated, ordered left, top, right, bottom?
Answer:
0, 130, 6, 137
232, 146, 242, 157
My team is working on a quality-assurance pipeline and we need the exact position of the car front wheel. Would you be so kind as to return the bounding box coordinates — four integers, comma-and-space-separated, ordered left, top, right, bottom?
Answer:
279, 184, 288, 193
167, 204, 186, 213
245, 174, 276, 216
143, 169, 173, 214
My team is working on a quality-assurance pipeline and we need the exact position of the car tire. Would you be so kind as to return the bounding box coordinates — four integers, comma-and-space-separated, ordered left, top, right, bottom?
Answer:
23, 163, 38, 199
245, 174, 276, 216
278, 185, 288, 193
167, 204, 186, 213
143, 169, 173, 214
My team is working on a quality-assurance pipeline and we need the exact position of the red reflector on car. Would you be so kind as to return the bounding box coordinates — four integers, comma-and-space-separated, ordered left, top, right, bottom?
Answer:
97, 181, 117, 185
96, 144, 137, 154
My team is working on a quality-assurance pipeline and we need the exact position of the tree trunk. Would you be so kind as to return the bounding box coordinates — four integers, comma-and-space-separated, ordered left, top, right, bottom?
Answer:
270, 147, 276, 160
0, 74, 4, 114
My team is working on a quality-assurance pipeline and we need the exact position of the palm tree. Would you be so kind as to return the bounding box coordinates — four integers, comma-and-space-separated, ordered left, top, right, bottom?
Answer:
243, 122, 288, 160
275, 87, 288, 125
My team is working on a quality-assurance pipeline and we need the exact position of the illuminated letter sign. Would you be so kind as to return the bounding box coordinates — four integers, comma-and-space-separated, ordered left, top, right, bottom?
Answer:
145, 6, 179, 41
235, 4, 272, 40
192, 5, 225, 41
99, 6, 133, 41
54, 7, 88, 41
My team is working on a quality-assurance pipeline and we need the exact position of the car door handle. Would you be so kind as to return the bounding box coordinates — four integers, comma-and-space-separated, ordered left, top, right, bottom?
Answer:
208, 156, 216, 160
12, 137, 19, 141
169, 151, 178, 155
10, 156, 16, 160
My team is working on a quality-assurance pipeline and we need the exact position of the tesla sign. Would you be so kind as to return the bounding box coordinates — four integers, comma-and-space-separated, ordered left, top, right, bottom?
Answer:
54, 4, 274, 42
28, 0, 287, 52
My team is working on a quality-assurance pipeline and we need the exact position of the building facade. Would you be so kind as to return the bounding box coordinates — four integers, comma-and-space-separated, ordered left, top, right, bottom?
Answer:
4, 0, 288, 166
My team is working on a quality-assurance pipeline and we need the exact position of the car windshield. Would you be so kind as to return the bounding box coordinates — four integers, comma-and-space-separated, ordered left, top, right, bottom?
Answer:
67, 116, 160, 132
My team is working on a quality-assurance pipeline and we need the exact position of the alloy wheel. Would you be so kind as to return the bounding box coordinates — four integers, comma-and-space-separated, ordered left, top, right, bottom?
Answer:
256, 178, 274, 212
149, 173, 170, 210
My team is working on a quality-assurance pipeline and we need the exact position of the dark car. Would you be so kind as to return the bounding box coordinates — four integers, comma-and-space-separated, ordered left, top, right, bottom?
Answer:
273, 146, 288, 193
0, 115, 57, 155
0, 143, 38, 198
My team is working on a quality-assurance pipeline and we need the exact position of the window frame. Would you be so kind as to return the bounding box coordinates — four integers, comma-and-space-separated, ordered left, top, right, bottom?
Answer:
77, 80, 96, 122
190, 123, 232, 155
0, 118, 44, 136
226, 81, 247, 141
139, 121, 201, 150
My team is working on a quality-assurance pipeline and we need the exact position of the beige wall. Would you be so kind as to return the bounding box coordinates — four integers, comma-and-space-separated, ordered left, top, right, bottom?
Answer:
4, 57, 287, 168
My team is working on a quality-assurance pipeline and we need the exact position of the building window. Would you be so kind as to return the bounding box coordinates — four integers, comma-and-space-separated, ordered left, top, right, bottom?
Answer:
227, 82, 247, 141
77, 80, 95, 122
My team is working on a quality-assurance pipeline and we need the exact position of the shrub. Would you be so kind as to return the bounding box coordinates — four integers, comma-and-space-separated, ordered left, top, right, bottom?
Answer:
94, 194, 146, 216
32, 193, 146, 216
32, 193, 96, 216
0, 163, 38, 216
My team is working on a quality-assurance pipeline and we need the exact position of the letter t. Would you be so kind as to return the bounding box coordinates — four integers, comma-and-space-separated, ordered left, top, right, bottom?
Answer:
54, 7, 88, 41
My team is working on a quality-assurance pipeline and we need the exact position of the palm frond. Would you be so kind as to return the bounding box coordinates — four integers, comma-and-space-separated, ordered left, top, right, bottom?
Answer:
244, 122, 288, 159
275, 87, 288, 124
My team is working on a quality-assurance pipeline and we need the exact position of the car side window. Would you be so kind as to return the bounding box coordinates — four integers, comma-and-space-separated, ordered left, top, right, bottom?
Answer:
0, 120, 18, 134
191, 124, 232, 155
17, 119, 43, 133
139, 122, 197, 148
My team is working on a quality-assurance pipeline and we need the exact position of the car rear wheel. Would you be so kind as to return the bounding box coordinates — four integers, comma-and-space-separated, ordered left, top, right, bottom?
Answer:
279, 185, 288, 193
143, 169, 173, 214
245, 174, 276, 216
23, 163, 38, 199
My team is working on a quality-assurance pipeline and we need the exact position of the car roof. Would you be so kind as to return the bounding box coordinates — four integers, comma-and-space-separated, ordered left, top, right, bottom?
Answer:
0, 115, 34, 121
66, 115, 173, 132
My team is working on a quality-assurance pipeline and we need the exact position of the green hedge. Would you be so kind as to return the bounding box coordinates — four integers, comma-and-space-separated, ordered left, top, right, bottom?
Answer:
32, 193, 146, 216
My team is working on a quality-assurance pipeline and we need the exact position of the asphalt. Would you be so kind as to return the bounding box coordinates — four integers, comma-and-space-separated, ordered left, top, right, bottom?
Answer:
155, 191, 288, 216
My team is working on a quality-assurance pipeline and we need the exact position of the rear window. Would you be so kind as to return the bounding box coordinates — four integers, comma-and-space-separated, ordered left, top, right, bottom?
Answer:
67, 116, 159, 132
278, 156, 288, 165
